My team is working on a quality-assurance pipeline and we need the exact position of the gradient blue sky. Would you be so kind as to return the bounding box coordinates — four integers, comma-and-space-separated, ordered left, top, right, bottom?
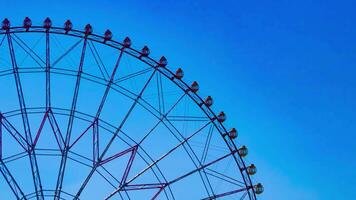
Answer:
1, 0, 355, 199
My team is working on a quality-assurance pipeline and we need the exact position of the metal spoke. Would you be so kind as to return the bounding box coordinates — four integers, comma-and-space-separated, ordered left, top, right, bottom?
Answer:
45, 31, 51, 109
94, 50, 124, 120
157, 73, 165, 113
54, 38, 88, 200
92, 120, 99, 165
6, 32, 44, 200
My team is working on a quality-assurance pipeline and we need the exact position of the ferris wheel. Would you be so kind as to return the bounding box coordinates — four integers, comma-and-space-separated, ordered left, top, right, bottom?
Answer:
0, 17, 263, 200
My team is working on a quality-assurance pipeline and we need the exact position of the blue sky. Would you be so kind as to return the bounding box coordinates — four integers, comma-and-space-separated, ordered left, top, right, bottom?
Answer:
1, 0, 355, 199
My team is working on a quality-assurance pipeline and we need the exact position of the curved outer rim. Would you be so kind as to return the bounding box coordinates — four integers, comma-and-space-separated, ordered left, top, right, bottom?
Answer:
0, 25, 257, 199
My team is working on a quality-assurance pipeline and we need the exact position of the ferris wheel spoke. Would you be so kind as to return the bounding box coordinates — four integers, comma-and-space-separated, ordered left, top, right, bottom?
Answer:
6, 32, 45, 200
92, 120, 99, 165
73, 68, 158, 199
45, 30, 51, 109
54, 38, 88, 200
0, 160, 27, 200
156, 72, 165, 114
94, 49, 124, 119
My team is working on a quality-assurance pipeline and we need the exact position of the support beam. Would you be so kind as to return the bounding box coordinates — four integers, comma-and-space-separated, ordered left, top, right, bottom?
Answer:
94, 50, 124, 119
54, 38, 88, 200
92, 120, 99, 165
45, 30, 51, 109
6, 32, 44, 200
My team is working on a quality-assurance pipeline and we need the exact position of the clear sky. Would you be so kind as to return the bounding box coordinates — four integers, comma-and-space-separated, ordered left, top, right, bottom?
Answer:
1, 0, 355, 199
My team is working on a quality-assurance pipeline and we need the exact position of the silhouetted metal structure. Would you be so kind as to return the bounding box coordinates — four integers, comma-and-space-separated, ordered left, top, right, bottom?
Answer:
0, 17, 263, 200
